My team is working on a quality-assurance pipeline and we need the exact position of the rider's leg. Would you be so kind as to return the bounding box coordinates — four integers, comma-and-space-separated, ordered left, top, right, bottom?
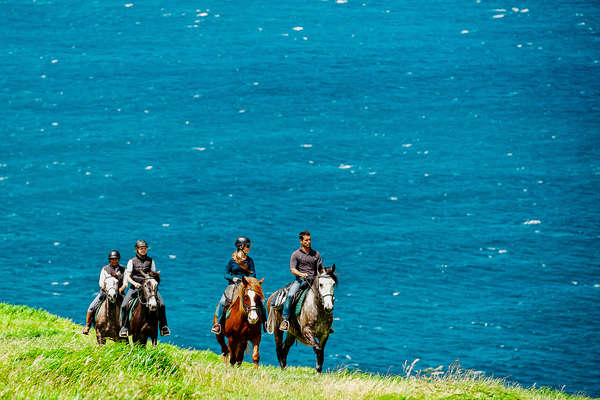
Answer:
83, 292, 105, 334
280, 278, 304, 330
156, 291, 170, 336
259, 299, 268, 332
211, 293, 227, 334
119, 288, 137, 337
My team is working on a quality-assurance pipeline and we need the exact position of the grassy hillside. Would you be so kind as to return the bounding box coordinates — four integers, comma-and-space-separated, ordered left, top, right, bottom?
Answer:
0, 303, 593, 399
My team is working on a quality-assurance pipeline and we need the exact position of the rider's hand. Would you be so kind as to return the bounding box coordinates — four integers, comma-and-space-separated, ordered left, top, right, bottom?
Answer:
233, 277, 240, 283
119, 286, 126, 294
134, 282, 142, 289
301, 273, 309, 279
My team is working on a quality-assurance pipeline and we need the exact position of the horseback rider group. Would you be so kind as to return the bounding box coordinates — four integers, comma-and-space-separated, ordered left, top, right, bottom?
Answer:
82, 230, 326, 340
82, 240, 170, 338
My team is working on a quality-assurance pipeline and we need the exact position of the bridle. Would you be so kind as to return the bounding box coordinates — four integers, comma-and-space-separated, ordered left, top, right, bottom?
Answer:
240, 286, 262, 316
138, 278, 158, 307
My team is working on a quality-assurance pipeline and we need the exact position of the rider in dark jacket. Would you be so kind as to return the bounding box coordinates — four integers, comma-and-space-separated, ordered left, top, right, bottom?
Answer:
118, 240, 170, 338
211, 237, 267, 334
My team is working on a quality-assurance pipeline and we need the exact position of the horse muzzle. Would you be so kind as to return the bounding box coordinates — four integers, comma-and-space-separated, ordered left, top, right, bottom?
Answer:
148, 297, 157, 312
107, 289, 117, 303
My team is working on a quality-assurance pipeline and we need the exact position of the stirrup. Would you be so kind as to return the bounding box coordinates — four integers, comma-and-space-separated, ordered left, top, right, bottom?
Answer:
160, 326, 171, 337
211, 324, 221, 334
119, 327, 129, 338
279, 320, 289, 331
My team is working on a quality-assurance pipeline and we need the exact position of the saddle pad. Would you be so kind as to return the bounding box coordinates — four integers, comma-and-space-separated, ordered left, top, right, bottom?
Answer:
128, 297, 139, 322
295, 289, 308, 317
271, 282, 307, 315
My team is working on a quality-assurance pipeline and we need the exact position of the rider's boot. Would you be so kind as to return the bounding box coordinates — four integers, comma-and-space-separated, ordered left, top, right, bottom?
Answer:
82, 312, 93, 335
159, 304, 170, 336
119, 305, 129, 337
279, 319, 289, 331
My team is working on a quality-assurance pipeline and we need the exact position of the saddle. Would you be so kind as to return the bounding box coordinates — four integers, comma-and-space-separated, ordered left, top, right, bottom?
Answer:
271, 282, 309, 316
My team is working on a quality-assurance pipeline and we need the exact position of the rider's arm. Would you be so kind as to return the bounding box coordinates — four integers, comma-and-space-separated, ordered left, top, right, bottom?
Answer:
121, 259, 135, 290
316, 252, 324, 273
248, 258, 256, 278
290, 252, 308, 279
98, 268, 108, 290
224, 259, 236, 282
151, 259, 156, 272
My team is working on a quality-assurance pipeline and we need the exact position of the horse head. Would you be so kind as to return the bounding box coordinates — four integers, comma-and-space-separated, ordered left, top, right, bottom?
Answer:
316, 264, 337, 312
140, 271, 160, 312
104, 276, 120, 303
241, 276, 264, 325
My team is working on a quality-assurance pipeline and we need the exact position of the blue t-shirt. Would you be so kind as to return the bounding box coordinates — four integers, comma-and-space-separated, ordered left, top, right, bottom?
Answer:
224, 256, 256, 284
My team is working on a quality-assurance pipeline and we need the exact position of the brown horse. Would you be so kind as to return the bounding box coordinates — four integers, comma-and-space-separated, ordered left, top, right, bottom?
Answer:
214, 276, 264, 368
94, 275, 125, 345
129, 271, 160, 346
267, 264, 337, 373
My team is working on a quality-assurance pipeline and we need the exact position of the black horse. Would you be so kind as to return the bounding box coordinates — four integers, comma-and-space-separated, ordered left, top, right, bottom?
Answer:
129, 272, 161, 346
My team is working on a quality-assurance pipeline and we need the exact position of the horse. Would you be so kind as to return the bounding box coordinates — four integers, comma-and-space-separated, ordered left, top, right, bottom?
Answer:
94, 275, 125, 345
267, 264, 337, 373
214, 276, 265, 368
129, 271, 161, 346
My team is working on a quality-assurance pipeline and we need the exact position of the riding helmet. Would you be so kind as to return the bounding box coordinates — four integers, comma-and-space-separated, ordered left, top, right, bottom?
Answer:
108, 250, 120, 260
135, 239, 148, 248
235, 237, 252, 249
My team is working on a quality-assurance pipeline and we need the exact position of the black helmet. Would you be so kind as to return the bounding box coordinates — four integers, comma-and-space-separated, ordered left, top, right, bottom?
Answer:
235, 237, 252, 249
135, 239, 148, 248
108, 250, 120, 260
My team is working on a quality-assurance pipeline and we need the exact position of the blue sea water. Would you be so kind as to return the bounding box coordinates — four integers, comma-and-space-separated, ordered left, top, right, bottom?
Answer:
1, 0, 600, 396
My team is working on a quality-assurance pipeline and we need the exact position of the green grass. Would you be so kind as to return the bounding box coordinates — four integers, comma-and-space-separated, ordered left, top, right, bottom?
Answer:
0, 303, 594, 399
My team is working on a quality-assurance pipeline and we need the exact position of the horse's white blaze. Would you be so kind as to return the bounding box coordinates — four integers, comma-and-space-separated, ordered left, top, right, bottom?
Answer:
319, 276, 335, 311
148, 296, 157, 310
247, 289, 259, 323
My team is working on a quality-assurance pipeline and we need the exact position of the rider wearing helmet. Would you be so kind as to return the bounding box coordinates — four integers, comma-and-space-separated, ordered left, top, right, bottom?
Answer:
279, 230, 323, 331
118, 240, 170, 338
211, 237, 267, 334
81, 250, 125, 335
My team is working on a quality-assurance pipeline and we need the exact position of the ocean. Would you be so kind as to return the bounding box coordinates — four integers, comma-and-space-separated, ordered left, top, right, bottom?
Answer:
1, 0, 599, 396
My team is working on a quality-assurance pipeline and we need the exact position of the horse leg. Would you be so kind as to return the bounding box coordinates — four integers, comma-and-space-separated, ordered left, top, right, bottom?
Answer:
236, 340, 247, 367
251, 335, 261, 369
274, 329, 287, 369
228, 337, 238, 366
96, 333, 105, 346
216, 333, 229, 362
152, 336, 157, 347
276, 331, 295, 369
313, 336, 329, 373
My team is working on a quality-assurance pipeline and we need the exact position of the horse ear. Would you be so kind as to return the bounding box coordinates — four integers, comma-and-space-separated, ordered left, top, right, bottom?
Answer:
318, 264, 324, 274
242, 276, 248, 285
258, 278, 264, 285
331, 264, 335, 273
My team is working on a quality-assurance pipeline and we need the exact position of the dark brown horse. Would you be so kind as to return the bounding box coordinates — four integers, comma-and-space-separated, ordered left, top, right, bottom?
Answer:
214, 276, 264, 368
94, 275, 125, 345
267, 265, 337, 372
129, 271, 160, 346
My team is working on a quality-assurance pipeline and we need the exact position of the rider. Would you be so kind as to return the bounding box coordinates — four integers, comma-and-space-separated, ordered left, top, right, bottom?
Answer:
82, 250, 125, 335
118, 240, 170, 338
211, 236, 267, 334
279, 230, 323, 331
